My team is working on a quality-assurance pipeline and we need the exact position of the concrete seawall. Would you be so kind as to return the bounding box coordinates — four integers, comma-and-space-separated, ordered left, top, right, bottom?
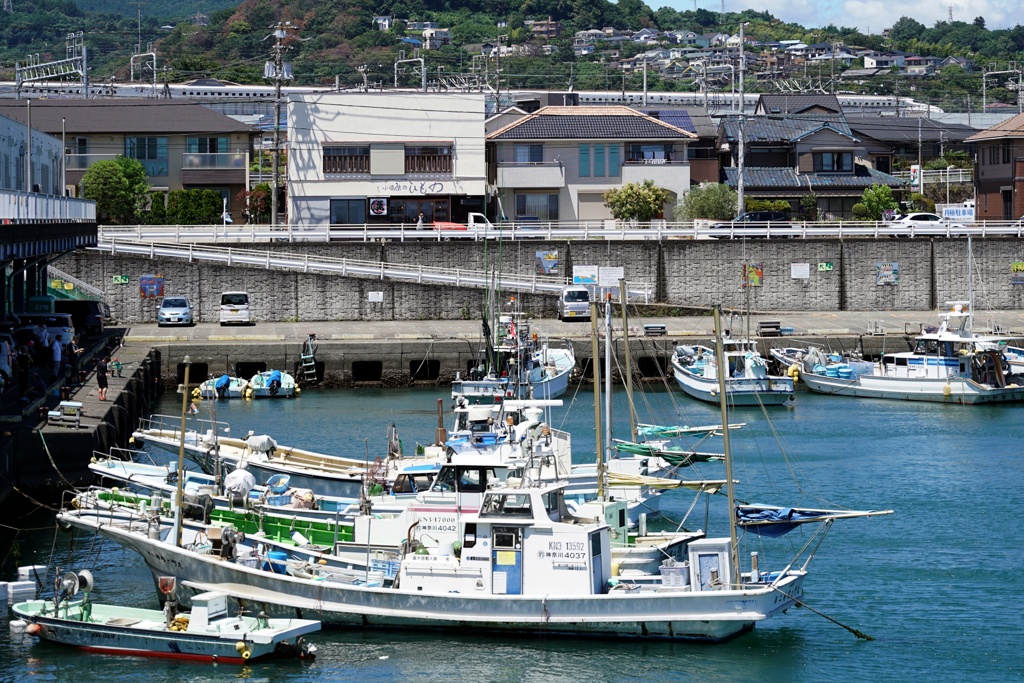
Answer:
58, 238, 1024, 324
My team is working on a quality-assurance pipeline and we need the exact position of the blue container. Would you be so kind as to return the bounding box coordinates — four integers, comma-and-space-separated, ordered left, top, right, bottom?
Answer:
263, 550, 290, 574
266, 474, 290, 494
838, 367, 853, 379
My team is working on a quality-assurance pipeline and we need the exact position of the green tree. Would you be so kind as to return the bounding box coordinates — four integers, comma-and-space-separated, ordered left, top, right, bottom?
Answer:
80, 156, 149, 224
860, 184, 899, 220
673, 182, 737, 221
603, 180, 671, 222
166, 189, 222, 224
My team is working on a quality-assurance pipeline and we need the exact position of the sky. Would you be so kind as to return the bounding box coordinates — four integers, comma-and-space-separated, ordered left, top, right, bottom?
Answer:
661, 1, 1019, 35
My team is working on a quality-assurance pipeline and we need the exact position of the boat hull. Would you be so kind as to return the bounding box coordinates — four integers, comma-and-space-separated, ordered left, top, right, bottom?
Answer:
672, 364, 794, 406
85, 522, 805, 643
799, 372, 1024, 404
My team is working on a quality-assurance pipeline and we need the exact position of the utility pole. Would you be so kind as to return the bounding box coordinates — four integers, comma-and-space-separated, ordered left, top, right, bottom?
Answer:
266, 21, 298, 228
737, 22, 749, 216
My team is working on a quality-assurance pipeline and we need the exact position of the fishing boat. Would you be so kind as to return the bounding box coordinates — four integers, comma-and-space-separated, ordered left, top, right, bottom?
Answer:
671, 338, 795, 406
453, 313, 576, 400
12, 571, 318, 663
198, 374, 248, 399
248, 370, 296, 398
774, 303, 1024, 404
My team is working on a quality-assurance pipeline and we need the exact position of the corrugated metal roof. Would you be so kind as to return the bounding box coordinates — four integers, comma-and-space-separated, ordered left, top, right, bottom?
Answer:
0, 99, 251, 135
723, 165, 906, 190
489, 105, 696, 140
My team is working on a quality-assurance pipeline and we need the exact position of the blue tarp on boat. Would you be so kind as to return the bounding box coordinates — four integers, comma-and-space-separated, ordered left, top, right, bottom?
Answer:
737, 505, 831, 537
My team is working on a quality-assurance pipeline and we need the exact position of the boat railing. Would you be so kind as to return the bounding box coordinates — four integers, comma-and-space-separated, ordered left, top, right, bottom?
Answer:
137, 413, 232, 438
96, 447, 163, 467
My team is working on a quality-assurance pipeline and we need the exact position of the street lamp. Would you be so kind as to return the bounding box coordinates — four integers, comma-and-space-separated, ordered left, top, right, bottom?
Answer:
174, 355, 191, 548
946, 165, 956, 205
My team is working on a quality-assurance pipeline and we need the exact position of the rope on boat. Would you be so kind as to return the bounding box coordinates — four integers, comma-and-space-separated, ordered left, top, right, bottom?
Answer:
770, 586, 875, 641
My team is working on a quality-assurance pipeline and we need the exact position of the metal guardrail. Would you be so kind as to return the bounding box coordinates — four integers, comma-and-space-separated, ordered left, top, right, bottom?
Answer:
47, 265, 105, 298
96, 220, 1024, 242
1, 190, 96, 222
91, 238, 654, 301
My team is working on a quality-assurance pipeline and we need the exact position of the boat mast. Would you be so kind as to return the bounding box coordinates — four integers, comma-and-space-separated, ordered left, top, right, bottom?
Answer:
967, 234, 974, 336
619, 278, 637, 441
604, 292, 613, 469
590, 299, 605, 500
173, 355, 193, 548
712, 305, 740, 586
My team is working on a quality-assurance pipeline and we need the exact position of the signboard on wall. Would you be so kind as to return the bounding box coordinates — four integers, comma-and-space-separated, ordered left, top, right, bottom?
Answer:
572, 266, 599, 285
876, 262, 899, 286
139, 274, 164, 299
741, 263, 763, 288
112, 275, 130, 285
535, 250, 558, 275
368, 291, 384, 302
1011, 262, 1024, 285
791, 263, 810, 279
598, 266, 625, 288
368, 198, 388, 216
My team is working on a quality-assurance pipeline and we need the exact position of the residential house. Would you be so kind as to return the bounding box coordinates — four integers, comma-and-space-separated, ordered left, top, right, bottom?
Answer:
939, 55, 973, 72
755, 94, 843, 117
641, 108, 719, 184
373, 15, 393, 31
529, 17, 562, 39
846, 116, 978, 174
964, 113, 1024, 220
286, 92, 486, 226
0, 110, 64, 195
488, 106, 695, 222
667, 30, 705, 47
863, 52, 905, 69
718, 96, 905, 218
0, 99, 252, 220
573, 44, 596, 57
632, 28, 661, 44
574, 29, 606, 45
422, 28, 451, 50
406, 21, 438, 30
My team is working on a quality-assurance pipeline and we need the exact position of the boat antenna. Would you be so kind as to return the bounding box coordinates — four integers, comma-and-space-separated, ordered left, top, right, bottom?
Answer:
967, 234, 974, 335
173, 355, 193, 548
619, 278, 637, 442
589, 299, 605, 501
712, 305, 740, 586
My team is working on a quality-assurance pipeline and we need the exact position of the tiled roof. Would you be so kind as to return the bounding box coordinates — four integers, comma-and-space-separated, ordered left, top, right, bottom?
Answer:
846, 116, 977, 144
757, 94, 842, 115
0, 99, 251, 135
488, 105, 696, 140
963, 112, 1024, 141
721, 115, 853, 142
723, 165, 906, 190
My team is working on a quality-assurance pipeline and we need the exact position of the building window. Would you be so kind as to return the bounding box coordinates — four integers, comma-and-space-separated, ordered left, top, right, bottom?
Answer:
594, 145, 605, 177
628, 144, 671, 163
609, 145, 620, 177
405, 146, 452, 174
72, 137, 88, 154
330, 199, 365, 224
515, 193, 559, 221
1002, 142, 1012, 164
125, 136, 168, 176
579, 144, 590, 177
514, 144, 543, 163
187, 137, 229, 153
813, 151, 853, 172
324, 146, 370, 174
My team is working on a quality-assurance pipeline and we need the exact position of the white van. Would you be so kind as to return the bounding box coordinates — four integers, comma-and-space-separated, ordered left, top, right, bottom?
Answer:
219, 291, 251, 326
556, 285, 591, 321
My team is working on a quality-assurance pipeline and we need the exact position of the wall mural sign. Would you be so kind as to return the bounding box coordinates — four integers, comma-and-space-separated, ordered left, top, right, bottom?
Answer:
572, 265, 599, 285
876, 262, 899, 286
368, 197, 388, 216
1011, 261, 1024, 285
535, 250, 558, 275
376, 181, 448, 195
741, 262, 763, 288
139, 274, 164, 299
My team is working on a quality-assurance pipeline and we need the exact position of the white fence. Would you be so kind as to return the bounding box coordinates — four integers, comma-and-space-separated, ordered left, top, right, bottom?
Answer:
0, 190, 96, 222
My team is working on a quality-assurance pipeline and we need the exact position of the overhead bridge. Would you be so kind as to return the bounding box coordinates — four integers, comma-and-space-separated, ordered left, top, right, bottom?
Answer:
90, 238, 653, 301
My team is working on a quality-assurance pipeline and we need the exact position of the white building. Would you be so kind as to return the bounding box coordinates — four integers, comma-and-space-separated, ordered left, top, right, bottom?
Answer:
0, 111, 64, 195
287, 93, 486, 226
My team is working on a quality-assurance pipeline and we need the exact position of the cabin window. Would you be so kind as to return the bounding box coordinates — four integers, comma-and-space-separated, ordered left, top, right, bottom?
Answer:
463, 522, 477, 548
431, 467, 457, 492
481, 493, 532, 517
590, 531, 602, 557
392, 475, 414, 494
458, 468, 484, 493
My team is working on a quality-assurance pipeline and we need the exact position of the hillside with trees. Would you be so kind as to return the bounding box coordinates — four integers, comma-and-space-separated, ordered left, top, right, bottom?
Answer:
3, 1, 1024, 110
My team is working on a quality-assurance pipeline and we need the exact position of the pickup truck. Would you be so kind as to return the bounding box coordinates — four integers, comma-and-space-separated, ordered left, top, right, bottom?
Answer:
431, 212, 493, 232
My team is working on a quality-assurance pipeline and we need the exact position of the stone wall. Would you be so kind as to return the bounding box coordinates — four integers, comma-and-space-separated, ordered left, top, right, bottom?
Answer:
56, 237, 1024, 323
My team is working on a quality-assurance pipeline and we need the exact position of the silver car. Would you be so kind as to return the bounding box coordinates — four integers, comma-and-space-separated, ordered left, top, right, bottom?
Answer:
158, 296, 194, 326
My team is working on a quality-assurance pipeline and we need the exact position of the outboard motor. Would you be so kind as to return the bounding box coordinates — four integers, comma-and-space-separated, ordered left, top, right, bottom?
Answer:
214, 374, 231, 398
267, 370, 283, 396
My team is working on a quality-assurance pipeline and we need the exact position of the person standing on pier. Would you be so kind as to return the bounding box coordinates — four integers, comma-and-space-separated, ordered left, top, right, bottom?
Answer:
96, 356, 109, 401
50, 337, 63, 380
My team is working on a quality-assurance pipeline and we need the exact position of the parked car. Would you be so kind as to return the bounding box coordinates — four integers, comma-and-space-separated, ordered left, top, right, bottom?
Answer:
219, 291, 251, 326
887, 212, 965, 237
54, 299, 109, 337
15, 313, 75, 346
709, 211, 791, 238
556, 285, 591, 322
157, 296, 194, 327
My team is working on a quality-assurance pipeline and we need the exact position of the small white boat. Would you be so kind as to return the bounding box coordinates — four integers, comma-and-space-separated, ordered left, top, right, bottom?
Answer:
248, 370, 296, 398
13, 572, 318, 663
671, 338, 795, 406
198, 374, 248, 399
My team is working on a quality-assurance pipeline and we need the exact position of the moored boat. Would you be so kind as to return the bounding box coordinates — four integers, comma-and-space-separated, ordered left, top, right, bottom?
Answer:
248, 370, 296, 398
198, 374, 248, 399
13, 571, 318, 663
671, 338, 795, 406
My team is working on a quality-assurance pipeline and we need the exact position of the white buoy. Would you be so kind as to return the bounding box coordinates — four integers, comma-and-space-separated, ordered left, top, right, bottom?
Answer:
638, 513, 648, 537
9, 619, 26, 634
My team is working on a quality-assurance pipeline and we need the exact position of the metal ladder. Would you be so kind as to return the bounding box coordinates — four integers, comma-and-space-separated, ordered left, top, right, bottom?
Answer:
299, 333, 319, 383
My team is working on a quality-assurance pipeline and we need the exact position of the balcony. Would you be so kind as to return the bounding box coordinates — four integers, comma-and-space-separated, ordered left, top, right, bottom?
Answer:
496, 162, 565, 189
182, 152, 247, 185
621, 159, 690, 197
324, 155, 370, 175
406, 154, 452, 175
65, 153, 117, 171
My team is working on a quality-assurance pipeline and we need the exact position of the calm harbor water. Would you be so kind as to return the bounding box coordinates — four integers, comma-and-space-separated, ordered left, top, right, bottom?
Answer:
2, 384, 1022, 682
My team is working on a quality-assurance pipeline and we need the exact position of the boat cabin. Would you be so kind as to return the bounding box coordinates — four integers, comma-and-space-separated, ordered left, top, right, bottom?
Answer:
397, 483, 613, 596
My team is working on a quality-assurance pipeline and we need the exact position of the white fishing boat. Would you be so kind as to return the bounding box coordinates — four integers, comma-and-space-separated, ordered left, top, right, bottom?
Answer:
453, 314, 576, 400
671, 338, 795, 406
248, 370, 296, 398
198, 374, 248, 399
13, 571, 318, 663
775, 303, 1024, 404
